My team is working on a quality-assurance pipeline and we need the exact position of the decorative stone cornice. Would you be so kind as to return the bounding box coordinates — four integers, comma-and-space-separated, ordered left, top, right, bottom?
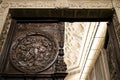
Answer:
68, 0, 112, 8
113, 0, 120, 8
7, 0, 112, 8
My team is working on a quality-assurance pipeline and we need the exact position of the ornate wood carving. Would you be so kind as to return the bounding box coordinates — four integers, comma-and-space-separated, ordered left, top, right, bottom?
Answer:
0, 20, 67, 80
10, 32, 57, 73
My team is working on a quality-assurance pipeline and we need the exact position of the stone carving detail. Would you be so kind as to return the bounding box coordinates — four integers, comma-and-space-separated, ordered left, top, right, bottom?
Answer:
68, 0, 112, 8
10, 32, 57, 73
7, 0, 112, 8
0, 1, 9, 15
0, 1, 10, 54
64, 22, 84, 69
0, 14, 11, 53
0, 21, 67, 79
55, 49, 67, 73
113, 0, 120, 8
0, 1, 9, 29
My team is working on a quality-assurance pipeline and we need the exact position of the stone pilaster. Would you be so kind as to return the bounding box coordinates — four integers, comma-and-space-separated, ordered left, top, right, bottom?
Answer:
0, 13, 11, 55
0, 0, 10, 55
0, 1, 9, 34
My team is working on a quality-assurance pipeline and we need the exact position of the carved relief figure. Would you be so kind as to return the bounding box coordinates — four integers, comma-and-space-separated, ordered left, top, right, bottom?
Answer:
10, 33, 57, 73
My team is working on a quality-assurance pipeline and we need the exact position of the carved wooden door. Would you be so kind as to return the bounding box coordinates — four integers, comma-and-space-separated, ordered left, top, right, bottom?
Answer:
0, 20, 67, 80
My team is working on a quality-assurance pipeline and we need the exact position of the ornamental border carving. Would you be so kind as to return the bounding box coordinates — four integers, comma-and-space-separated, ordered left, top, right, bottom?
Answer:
0, 0, 120, 79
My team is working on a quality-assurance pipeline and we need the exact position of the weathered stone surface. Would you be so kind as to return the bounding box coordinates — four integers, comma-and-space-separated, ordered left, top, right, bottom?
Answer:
0, 0, 120, 80
0, 13, 11, 55
7, 0, 112, 8
64, 22, 84, 70
112, 14, 120, 46
0, 0, 113, 36
0, 1, 9, 34
115, 8, 120, 23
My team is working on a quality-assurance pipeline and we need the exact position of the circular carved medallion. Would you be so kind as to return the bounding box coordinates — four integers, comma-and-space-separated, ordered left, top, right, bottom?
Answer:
10, 32, 57, 73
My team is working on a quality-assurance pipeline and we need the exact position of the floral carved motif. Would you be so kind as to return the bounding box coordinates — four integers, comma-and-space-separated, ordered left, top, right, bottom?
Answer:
10, 32, 57, 73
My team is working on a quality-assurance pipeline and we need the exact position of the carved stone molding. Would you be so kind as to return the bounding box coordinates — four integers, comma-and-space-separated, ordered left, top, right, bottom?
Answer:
0, 13, 11, 54
0, 1, 9, 40
0, 1, 9, 18
68, 0, 112, 8
7, 0, 112, 8
113, 0, 120, 8
64, 22, 84, 69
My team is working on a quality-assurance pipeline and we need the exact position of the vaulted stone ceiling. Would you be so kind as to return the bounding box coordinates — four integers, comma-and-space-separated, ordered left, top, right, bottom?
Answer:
64, 22, 107, 80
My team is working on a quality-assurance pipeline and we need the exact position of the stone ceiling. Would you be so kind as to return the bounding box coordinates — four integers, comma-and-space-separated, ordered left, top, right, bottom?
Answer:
64, 22, 107, 80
